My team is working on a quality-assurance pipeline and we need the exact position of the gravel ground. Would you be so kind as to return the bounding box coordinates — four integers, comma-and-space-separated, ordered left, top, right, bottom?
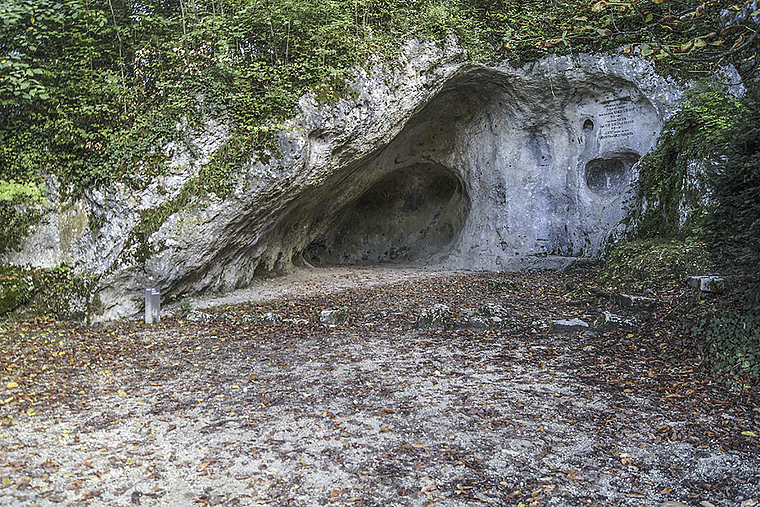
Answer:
1, 266, 759, 507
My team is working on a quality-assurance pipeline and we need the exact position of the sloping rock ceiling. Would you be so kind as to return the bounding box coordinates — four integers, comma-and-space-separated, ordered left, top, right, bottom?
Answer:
4, 39, 682, 321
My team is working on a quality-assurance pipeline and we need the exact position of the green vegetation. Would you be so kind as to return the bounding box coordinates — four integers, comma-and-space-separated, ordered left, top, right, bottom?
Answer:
0, 179, 46, 253
0, 265, 95, 322
703, 87, 760, 312
618, 83, 759, 303
2, 0, 755, 211
603, 239, 715, 293
610, 84, 760, 384
693, 88, 760, 383
626, 83, 744, 239
693, 313, 760, 386
0, 265, 35, 315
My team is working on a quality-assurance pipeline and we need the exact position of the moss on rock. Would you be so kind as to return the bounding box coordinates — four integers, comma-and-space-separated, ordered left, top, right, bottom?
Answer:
603, 240, 717, 293
0, 267, 37, 316
0, 265, 96, 323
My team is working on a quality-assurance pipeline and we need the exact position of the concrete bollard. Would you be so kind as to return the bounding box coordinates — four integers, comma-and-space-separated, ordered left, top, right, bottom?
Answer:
145, 288, 161, 325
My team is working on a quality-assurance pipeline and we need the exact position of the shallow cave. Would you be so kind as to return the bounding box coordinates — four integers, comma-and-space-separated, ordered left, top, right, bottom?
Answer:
303, 163, 470, 266
585, 153, 640, 195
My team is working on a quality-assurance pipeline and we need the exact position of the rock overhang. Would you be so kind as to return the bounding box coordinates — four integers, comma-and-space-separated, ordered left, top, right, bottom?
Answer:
269, 60, 667, 272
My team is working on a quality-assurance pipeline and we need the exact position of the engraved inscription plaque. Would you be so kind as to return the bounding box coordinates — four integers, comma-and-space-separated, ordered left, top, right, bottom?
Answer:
598, 97, 635, 140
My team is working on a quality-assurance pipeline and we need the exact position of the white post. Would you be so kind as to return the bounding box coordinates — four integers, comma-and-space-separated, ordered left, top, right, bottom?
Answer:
145, 288, 161, 324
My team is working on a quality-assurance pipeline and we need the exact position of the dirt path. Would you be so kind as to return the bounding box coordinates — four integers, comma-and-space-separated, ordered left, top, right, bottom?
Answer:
1, 267, 758, 507
180, 265, 460, 311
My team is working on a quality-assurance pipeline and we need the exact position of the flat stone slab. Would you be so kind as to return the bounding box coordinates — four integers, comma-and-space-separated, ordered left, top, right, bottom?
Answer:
320, 308, 349, 326
551, 318, 590, 333
595, 311, 637, 331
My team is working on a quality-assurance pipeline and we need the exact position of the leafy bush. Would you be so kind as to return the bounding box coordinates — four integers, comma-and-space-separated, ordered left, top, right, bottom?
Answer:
611, 84, 759, 386
0, 180, 46, 255
625, 82, 743, 239
603, 239, 715, 293
0, 266, 37, 316
692, 313, 760, 385
703, 87, 760, 312
0, 265, 95, 322
3, 0, 754, 201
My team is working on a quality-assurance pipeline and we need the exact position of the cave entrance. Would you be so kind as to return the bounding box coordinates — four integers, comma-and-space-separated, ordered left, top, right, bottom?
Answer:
304, 163, 470, 266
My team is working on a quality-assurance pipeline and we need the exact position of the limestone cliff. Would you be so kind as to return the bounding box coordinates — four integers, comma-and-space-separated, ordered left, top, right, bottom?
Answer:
3, 39, 682, 321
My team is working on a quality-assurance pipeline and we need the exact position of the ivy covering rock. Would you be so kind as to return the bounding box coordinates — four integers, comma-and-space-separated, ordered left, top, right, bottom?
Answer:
0, 266, 94, 323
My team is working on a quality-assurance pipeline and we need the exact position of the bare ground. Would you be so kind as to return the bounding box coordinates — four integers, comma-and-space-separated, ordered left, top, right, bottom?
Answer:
1, 265, 759, 507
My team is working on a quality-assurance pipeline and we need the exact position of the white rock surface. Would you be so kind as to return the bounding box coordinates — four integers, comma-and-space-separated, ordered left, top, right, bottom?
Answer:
551, 318, 590, 333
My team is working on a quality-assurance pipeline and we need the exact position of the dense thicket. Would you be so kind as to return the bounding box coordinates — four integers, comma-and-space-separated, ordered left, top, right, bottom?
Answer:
705, 88, 760, 311
616, 76, 758, 383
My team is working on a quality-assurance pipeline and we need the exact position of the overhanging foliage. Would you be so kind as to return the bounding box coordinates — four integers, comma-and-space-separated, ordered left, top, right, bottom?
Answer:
2, 0, 757, 198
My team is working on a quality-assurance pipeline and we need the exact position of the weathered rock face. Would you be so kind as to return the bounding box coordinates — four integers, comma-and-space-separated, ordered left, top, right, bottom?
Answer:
4, 39, 682, 321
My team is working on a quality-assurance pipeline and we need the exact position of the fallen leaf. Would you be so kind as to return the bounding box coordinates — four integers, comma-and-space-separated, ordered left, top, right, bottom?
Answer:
5, 382, 18, 389
410, 440, 428, 450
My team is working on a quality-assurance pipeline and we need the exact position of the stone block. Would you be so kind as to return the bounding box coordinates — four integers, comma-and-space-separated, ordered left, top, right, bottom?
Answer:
617, 294, 658, 312
417, 304, 451, 329
594, 311, 636, 331
186, 310, 214, 322
259, 312, 284, 325
477, 303, 509, 319
687, 275, 725, 293
320, 307, 349, 326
